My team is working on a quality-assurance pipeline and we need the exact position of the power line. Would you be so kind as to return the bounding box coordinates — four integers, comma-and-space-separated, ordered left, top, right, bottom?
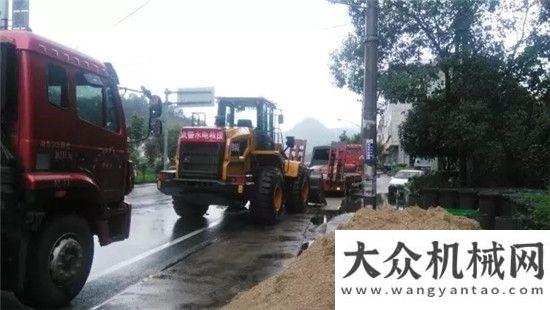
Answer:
113, 0, 153, 27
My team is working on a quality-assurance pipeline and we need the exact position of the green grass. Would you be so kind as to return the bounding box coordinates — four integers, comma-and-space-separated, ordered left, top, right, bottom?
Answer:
521, 191, 550, 229
134, 169, 158, 184
446, 208, 479, 219
499, 189, 550, 229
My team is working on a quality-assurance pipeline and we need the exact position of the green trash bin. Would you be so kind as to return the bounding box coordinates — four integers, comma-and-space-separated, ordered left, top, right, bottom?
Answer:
396, 187, 407, 209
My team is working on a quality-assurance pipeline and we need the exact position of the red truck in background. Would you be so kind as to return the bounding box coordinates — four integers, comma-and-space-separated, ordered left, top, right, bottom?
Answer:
309, 142, 362, 196
0, 30, 161, 307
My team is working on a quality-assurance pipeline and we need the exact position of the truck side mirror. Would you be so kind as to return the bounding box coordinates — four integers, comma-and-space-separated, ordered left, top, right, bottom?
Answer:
278, 114, 284, 124
215, 115, 226, 127
285, 136, 295, 149
149, 95, 162, 118
150, 119, 163, 137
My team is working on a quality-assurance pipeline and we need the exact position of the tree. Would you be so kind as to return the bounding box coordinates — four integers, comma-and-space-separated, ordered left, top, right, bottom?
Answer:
330, 0, 549, 188
339, 130, 361, 143
127, 113, 146, 163
144, 138, 160, 166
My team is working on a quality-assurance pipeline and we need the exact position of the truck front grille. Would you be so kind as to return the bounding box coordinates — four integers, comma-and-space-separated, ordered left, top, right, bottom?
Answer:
178, 142, 224, 180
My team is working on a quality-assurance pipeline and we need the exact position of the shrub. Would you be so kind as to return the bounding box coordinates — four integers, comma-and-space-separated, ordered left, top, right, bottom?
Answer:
408, 171, 459, 195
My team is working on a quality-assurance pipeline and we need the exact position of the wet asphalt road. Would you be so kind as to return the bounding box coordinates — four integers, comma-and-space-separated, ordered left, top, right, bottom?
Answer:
72, 184, 241, 309
73, 184, 346, 309
2, 175, 392, 309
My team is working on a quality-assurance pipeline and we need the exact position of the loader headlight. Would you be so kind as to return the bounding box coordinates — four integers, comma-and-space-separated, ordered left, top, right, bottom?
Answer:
230, 140, 247, 157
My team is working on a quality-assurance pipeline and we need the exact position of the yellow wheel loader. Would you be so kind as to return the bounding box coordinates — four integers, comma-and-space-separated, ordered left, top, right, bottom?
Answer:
158, 97, 310, 224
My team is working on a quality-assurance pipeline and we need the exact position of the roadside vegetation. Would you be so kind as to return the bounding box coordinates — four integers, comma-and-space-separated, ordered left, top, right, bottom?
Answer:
331, 0, 549, 189
123, 93, 189, 183
502, 189, 550, 229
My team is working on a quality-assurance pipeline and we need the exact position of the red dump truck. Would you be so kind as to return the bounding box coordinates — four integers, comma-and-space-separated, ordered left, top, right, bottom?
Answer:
0, 30, 161, 307
309, 142, 362, 195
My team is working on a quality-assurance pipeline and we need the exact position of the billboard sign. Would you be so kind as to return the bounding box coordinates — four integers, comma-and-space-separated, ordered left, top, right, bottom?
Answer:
176, 87, 215, 107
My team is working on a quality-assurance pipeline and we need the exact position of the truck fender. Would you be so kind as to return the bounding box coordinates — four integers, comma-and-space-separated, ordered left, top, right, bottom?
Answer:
23, 172, 101, 197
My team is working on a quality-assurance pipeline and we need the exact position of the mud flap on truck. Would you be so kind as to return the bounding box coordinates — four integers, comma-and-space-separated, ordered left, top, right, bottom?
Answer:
308, 174, 326, 205
96, 201, 131, 246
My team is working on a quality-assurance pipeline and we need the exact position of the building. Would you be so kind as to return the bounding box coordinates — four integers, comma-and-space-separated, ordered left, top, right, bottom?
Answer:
377, 103, 412, 167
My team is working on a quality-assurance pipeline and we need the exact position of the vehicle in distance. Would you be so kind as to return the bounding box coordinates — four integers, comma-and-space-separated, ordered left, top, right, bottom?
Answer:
388, 169, 424, 201
309, 143, 363, 196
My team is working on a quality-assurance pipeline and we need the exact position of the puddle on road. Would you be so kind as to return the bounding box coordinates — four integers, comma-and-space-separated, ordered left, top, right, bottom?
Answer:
275, 235, 300, 242
259, 252, 295, 259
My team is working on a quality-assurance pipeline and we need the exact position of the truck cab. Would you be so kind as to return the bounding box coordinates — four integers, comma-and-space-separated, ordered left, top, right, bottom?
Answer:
1, 31, 134, 307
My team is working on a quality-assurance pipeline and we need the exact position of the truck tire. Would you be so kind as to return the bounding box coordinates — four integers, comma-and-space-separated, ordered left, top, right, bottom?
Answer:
172, 197, 209, 218
19, 214, 93, 308
249, 166, 284, 224
286, 168, 309, 213
1, 166, 17, 210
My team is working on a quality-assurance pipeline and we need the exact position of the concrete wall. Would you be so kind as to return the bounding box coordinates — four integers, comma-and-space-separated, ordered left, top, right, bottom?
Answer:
378, 103, 412, 166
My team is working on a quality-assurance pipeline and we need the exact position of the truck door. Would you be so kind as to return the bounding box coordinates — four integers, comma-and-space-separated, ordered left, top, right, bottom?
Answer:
73, 70, 126, 201
0, 42, 18, 155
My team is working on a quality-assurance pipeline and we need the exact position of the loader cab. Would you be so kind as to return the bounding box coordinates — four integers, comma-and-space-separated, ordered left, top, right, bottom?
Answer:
215, 97, 280, 150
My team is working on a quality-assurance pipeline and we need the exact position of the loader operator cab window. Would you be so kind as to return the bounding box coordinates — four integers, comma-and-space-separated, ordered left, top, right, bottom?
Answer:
233, 106, 257, 128
217, 98, 276, 150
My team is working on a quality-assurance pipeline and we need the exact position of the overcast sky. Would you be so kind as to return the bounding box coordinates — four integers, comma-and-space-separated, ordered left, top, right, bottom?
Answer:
27, 0, 360, 130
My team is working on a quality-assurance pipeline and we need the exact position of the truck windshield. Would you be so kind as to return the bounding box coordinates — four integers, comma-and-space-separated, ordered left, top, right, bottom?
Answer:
311, 148, 329, 166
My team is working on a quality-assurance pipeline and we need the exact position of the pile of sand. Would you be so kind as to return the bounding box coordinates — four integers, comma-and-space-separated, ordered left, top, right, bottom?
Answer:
224, 207, 479, 310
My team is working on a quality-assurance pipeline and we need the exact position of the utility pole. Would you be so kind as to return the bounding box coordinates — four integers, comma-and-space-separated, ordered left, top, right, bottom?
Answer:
361, 0, 378, 208
0, 0, 9, 30
163, 89, 170, 169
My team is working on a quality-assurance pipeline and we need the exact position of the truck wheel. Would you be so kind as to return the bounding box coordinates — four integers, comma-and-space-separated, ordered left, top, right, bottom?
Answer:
19, 214, 93, 308
250, 167, 284, 224
286, 168, 309, 213
172, 197, 209, 218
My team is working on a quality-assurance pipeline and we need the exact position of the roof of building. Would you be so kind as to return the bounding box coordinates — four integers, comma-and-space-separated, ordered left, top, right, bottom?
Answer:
0, 30, 107, 76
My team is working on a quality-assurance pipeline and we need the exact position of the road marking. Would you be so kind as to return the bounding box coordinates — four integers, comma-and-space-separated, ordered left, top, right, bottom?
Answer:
87, 219, 222, 282
90, 284, 134, 310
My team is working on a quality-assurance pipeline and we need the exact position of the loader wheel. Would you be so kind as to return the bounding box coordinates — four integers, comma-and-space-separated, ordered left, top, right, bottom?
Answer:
172, 197, 209, 218
18, 214, 94, 308
250, 166, 284, 224
286, 168, 309, 213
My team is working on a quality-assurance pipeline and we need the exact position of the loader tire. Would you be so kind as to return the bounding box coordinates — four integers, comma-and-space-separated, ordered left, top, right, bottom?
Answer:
250, 166, 284, 224
18, 214, 94, 308
172, 197, 209, 218
286, 168, 309, 213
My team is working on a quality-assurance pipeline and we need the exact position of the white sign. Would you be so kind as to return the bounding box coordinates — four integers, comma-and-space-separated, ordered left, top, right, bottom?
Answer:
176, 87, 215, 107
336, 230, 549, 310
